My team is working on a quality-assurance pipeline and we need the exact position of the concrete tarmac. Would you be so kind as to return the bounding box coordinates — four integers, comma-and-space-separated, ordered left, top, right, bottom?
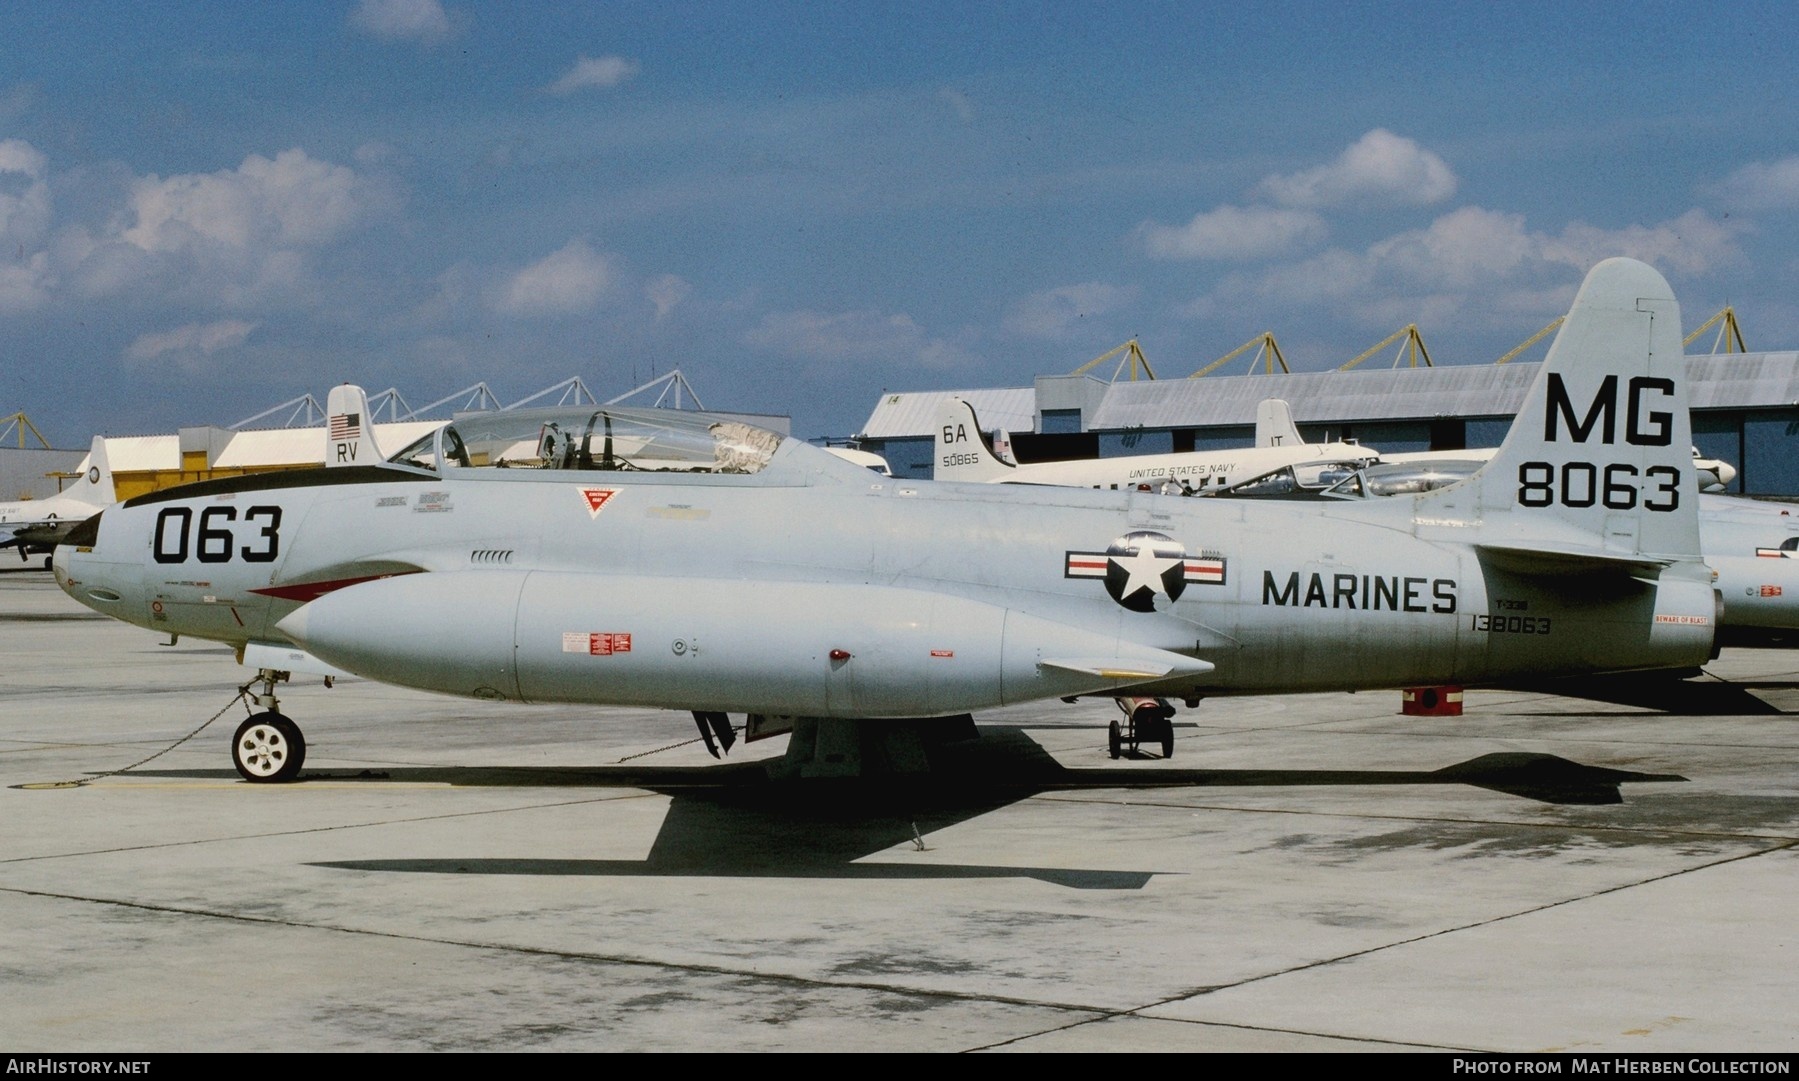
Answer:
1, 568, 1795, 1053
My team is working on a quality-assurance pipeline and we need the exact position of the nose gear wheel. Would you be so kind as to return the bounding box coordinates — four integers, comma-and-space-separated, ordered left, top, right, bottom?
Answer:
232, 712, 306, 783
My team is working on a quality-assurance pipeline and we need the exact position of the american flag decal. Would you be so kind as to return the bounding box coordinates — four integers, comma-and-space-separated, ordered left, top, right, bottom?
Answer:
329, 412, 361, 440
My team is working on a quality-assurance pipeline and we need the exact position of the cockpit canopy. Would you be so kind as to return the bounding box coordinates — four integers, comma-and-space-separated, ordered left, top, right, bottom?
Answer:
387, 406, 786, 476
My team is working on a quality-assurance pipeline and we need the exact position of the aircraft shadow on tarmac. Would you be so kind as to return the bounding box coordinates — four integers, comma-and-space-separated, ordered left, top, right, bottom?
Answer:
1506, 670, 1793, 715
269, 726, 1686, 890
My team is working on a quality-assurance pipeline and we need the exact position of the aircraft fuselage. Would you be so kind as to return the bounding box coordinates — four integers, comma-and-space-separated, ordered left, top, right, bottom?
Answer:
56, 452, 1715, 718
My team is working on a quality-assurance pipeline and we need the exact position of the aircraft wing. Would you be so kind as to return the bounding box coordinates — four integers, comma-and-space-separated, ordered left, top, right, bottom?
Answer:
10, 519, 83, 553
0, 518, 75, 556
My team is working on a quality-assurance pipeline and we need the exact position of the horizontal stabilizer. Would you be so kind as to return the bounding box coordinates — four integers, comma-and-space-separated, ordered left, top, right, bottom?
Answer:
1474, 542, 1673, 579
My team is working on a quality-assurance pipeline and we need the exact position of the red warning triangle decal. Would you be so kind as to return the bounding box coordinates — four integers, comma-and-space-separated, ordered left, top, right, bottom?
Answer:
580, 487, 619, 518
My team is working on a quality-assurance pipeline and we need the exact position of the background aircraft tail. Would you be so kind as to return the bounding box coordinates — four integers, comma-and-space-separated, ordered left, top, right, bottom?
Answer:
325, 384, 385, 467
934, 397, 1015, 482
991, 427, 1019, 465
1254, 399, 1304, 448
73, 435, 115, 505
1418, 257, 1700, 563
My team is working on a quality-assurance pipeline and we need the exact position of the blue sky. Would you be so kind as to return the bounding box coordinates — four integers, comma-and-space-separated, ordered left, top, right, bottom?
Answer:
4, 0, 1799, 444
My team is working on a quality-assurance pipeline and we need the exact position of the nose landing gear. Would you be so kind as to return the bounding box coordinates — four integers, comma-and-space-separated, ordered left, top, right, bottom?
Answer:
231, 668, 306, 783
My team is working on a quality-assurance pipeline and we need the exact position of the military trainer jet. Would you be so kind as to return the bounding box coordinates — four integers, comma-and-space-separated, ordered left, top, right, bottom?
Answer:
56, 258, 1717, 783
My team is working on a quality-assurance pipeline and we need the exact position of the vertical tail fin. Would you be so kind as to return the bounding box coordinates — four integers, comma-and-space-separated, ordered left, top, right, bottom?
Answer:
1254, 399, 1304, 448
75, 435, 115, 504
990, 427, 1019, 466
1418, 257, 1699, 562
933, 397, 1015, 482
325, 384, 384, 467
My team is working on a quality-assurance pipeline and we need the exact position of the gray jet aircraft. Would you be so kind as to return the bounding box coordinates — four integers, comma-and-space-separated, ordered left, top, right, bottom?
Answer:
56, 257, 1718, 783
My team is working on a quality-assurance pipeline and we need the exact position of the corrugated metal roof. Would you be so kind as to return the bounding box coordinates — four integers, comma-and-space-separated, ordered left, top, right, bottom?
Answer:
860, 353, 1799, 438
212, 428, 333, 467
1685, 352, 1799, 410
1091, 364, 1541, 430
857, 388, 1037, 439
211, 422, 441, 468
101, 435, 180, 471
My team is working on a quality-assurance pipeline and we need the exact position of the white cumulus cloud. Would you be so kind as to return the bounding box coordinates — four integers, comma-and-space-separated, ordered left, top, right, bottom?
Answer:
547, 55, 641, 95
645, 274, 691, 321
0, 137, 47, 180
1257, 129, 1458, 209
123, 148, 381, 253
1704, 156, 1799, 211
124, 319, 258, 369
1138, 205, 1326, 261
496, 238, 615, 315
349, 0, 452, 45
0, 137, 51, 252
1546, 208, 1743, 278
746, 309, 975, 370
1191, 205, 1745, 335
1362, 206, 1540, 288
0, 252, 51, 314
1003, 282, 1136, 339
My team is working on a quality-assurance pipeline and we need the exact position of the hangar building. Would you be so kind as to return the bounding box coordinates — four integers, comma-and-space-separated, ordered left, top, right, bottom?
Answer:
855, 352, 1799, 496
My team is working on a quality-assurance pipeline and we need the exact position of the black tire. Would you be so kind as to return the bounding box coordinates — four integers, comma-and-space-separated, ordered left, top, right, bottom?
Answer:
232, 712, 305, 783
1161, 726, 1174, 759
271, 714, 306, 776
1107, 720, 1122, 760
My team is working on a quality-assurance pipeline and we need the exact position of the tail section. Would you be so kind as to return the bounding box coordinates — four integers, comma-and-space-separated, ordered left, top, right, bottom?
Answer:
325, 384, 385, 467
73, 435, 115, 505
990, 427, 1019, 466
1419, 257, 1699, 564
933, 397, 1015, 482
1254, 399, 1304, 448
